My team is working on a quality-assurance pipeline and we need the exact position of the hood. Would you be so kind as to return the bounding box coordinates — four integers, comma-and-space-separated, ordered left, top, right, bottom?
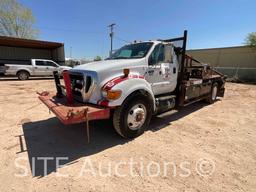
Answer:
68, 58, 147, 105
72, 58, 146, 73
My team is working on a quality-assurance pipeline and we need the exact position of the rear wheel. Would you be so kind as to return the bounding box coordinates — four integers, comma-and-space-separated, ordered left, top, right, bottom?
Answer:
113, 93, 152, 138
17, 71, 29, 80
206, 83, 218, 103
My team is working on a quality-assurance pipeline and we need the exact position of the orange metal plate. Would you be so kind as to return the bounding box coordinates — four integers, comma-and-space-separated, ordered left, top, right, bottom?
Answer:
39, 94, 110, 125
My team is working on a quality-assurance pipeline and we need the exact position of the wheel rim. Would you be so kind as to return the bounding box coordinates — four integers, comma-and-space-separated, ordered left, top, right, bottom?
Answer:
20, 73, 27, 80
212, 86, 217, 100
127, 103, 147, 131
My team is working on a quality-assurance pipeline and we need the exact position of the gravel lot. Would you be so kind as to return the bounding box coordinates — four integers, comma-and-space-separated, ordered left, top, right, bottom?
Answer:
0, 78, 255, 192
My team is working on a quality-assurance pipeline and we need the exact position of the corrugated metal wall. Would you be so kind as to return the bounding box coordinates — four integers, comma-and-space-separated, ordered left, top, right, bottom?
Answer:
187, 46, 256, 82
0, 45, 65, 65
52, 46, 65, 65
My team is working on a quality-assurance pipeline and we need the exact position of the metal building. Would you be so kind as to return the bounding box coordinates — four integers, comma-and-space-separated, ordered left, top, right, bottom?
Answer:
187, 46, 256, 82
0, 36, 65, 65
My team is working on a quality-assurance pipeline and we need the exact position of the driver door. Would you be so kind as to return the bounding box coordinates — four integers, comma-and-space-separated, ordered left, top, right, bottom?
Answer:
34, 60, 48, 76
145, 43, 177, 95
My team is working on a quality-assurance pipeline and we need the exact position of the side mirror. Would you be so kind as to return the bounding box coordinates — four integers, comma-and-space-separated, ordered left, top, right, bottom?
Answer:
164, 44, 173, 63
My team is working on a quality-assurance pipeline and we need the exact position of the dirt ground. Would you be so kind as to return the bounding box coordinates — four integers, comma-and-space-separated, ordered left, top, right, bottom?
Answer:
0, 78, 255, 192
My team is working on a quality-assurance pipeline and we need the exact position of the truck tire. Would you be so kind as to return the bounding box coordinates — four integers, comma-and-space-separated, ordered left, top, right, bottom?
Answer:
113, 93, 152, 138
17, 71, 30, 80
206, 83, 218, 104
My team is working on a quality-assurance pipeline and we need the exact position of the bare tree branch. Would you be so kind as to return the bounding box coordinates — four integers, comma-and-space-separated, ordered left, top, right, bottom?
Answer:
245, 32, 256, 47
0, 0, 39, 39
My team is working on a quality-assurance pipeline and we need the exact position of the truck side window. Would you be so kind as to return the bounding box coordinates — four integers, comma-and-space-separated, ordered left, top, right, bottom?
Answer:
46, 61, 57, 67
164, 44, 173, 63
148, 44, 165, 65
36, 61, 46, 66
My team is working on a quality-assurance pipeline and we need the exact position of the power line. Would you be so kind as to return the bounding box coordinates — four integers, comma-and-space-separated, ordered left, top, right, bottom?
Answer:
70, 46, 72, 58
114, 35, 131, 43
0, 21, 105, 34
38, 26, 105, 34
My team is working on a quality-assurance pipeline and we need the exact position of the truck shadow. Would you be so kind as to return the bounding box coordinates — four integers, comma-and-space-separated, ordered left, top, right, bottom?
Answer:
21, 101, 209, 177
22, 118, 127, 178
149, 101, 209, 131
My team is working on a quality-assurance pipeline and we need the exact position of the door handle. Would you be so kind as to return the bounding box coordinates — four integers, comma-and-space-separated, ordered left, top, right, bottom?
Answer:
173, 67, 176, 74
46, 67, 49, 69
148, 70, 154, 75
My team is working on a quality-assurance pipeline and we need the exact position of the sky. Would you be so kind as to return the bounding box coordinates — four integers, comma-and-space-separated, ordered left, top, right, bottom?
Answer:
19, 0, 256, 59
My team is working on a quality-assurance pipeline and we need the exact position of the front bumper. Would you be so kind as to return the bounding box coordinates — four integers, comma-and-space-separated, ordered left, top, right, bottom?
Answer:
39, 93, 110, 125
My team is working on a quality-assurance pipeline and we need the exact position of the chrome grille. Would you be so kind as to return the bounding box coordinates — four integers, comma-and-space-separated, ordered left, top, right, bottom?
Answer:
70, 73, 84, 102
69, 71, 95, 103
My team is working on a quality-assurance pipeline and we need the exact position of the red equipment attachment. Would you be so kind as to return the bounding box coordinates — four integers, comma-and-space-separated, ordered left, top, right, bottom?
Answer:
63, 71, 74, 104
38, 93, 110, 125
38, 71, 111, 142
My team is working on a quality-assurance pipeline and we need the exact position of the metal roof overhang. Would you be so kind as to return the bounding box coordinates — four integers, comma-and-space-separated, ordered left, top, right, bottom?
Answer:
0, 36, 63, 49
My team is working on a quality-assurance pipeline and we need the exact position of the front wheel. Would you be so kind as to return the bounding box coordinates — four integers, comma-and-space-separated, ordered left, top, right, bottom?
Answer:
113, 94, 152, 138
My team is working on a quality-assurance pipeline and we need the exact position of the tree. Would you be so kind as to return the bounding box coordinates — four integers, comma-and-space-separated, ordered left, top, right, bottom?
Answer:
94, 56, 102, 61
245, 32, 256, 47
0, 0, 39, 39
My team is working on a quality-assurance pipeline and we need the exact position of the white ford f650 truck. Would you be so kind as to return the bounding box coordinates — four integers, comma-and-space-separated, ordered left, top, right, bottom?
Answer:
0, 59, 71, 80
38, 31, 225, 139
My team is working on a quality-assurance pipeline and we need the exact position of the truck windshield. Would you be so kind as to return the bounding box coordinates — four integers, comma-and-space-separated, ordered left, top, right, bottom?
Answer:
108, 42, 153, 59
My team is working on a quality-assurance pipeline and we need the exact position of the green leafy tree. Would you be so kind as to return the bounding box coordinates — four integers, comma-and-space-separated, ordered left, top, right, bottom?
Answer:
245, 32, 256, 47
0, 0, 39, 39
94, 56, 102, 61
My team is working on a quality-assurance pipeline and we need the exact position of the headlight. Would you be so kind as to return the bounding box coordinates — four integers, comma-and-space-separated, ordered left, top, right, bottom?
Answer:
106, 90, 122, 100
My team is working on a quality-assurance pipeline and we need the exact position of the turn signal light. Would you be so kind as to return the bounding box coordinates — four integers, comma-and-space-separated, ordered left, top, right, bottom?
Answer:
107, 90, 122, 100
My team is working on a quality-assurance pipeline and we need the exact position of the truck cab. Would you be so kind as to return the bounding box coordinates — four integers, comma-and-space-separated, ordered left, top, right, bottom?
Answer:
70, 41, 178, 106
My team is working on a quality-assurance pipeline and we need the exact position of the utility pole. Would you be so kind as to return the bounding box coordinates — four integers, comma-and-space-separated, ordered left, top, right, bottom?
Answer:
70, 46, 72, 58
108, 23, 116, 56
